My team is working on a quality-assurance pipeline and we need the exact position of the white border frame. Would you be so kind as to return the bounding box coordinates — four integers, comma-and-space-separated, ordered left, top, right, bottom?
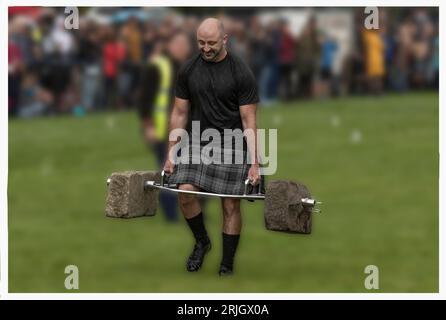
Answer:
1, 0, 443, 300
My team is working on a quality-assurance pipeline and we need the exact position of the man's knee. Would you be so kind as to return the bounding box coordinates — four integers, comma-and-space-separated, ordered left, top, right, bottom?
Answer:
178, 184, 200, 207
179, 184, 200, 192
222, 199, 241, 217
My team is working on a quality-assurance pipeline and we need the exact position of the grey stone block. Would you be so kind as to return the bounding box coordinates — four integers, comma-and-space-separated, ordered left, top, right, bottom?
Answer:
105, 171, 159, 218
264, 180, 312, 234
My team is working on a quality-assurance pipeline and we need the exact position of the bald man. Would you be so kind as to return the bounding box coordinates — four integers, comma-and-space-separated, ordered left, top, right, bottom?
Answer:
164, 18, 261, 276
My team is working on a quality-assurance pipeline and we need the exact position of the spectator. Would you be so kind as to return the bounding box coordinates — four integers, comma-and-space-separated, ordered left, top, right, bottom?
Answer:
258, 20, 280, 105
295, 16, 320, 98
278, 19, 295, 100
120, 17, 143, 108
18, 71, 53, 118
317, 33, 338, 98
411, 8, 434, 88
228, 20, 249, 63
102, 26, 126, 109
430, 27, 439, 88
77, 20, 102, 111
247, 16, 263, 78
137, 32, 192, 222
394, 14, 415, 92
8, 28, 24, 117
39, 15, 74, 113
142, 21, 158, 60
362, 27, 385, 94
7, 8, 440, 118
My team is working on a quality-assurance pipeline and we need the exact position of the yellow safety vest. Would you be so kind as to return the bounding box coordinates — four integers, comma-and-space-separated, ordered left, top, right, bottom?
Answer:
151, 55, 172, 140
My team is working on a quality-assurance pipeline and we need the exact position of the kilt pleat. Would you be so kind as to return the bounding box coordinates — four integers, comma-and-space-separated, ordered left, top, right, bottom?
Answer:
167, 147, 265, 195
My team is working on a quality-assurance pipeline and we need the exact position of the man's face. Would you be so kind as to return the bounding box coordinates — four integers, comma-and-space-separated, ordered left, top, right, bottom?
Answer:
197, 30, 226, 62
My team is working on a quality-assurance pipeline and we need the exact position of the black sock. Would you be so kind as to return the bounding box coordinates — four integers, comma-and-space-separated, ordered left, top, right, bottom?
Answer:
221, 233, 240, 269
185, 212, 209, 244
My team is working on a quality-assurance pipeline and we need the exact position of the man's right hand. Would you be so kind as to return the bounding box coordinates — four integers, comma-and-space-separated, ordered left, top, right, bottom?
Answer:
163, 158, 175, 175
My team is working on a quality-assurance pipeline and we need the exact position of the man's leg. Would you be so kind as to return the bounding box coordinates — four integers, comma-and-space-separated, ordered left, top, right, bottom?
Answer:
219, 198, 241, 276
178, 184, 211, 272
178, 184, 202, 219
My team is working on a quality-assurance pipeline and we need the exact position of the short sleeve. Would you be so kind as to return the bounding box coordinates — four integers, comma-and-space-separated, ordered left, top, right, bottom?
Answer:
174, 63, 190, 100
237, 62, 259, 106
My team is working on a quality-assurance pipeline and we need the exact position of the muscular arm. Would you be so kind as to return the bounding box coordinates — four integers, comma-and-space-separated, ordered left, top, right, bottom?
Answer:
240, 104, 259, 166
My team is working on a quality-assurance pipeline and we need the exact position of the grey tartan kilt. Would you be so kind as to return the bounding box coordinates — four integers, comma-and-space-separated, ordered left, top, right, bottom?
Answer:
167, 148, 265, 195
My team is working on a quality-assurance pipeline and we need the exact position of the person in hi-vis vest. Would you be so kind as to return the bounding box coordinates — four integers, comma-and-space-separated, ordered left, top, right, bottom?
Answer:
138, 33, 192, 222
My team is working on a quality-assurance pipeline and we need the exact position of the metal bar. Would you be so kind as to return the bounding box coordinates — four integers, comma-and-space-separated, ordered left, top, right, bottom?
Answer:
243, 179, 250, 196
144, 181, 266, 200
107, 176, 321, 209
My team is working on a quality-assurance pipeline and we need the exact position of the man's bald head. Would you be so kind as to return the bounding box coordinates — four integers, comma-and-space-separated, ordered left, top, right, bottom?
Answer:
197, 18, 225, 38
196, 18, 228, 62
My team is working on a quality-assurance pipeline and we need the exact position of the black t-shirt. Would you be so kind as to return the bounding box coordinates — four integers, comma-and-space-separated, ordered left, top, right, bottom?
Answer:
175, 52, 259, 136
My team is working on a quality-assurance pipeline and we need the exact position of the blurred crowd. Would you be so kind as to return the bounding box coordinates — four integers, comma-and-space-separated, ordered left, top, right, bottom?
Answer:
8, 7, 439, 118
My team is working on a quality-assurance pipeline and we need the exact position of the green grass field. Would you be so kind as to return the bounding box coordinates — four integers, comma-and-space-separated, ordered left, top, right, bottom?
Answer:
8, 92, 438, 293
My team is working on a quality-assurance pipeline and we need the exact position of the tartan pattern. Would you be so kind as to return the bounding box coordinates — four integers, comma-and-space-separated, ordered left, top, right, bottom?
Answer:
168, 148, 265, 195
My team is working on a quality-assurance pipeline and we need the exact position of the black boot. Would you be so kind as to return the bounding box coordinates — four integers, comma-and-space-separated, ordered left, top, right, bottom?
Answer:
218, 264, 233, 276
187, 238, 211, 272
218, 233, 240, 276
185, 212, 211, 272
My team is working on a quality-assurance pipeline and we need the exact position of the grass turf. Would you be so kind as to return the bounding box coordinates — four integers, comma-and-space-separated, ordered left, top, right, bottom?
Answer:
8, 92, 438, 292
